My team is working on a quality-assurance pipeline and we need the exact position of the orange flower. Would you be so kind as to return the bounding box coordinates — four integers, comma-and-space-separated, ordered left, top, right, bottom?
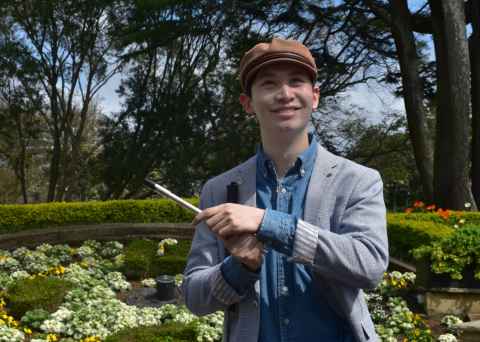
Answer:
437, 208, 450, 220
426, 204, 436, 211
413, 200, 425, 208
405, 208, 413, 214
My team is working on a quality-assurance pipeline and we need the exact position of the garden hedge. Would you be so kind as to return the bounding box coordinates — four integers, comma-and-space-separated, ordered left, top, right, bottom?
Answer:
0, 199, 198, 233
1, 199, 479, 265
122, 239, 191, 279
6, 277, 75, 318
104, 323, 197, 342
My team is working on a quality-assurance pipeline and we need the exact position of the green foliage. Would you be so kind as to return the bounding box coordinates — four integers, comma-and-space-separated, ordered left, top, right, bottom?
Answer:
0, 198, 198, 233
122, 239, 190, 280
20, 308, 51, 329
387, 213, 454, 261
104, 323, 197, 342
6, 276, 74, 318
412, 226, 480, 280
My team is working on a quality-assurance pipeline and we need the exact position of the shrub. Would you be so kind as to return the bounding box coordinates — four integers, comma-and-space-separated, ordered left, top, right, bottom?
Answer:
104, 323, 197, 342
387, 213, 454, 261
122, 239, 191, 279
0, 198, 199, 233
122, 240, 158, 280
20, 308, 51, 329
412, 226, 480, 280
6, 276, 74, 318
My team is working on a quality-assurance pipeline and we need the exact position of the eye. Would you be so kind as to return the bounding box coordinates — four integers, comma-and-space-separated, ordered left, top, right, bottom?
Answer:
260, 80, 275, 87
290, 77, 307, 85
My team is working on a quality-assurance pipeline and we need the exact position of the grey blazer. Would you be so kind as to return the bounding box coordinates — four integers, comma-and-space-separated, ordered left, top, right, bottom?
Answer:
182, 143, 389, 342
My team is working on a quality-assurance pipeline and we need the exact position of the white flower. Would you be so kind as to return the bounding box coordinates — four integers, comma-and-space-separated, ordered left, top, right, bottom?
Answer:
11, 270, 30, 279
141, 278, 156, 287
438, 333, 457, 342
441, 314, 463, 329
464, 202, 471, 208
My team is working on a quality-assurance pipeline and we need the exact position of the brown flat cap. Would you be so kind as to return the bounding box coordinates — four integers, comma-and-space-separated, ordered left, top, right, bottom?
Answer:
239, 37, 317, 92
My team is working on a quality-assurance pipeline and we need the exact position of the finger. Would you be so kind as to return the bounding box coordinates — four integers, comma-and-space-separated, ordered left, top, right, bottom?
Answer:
217, 223, 233, 239
205, 212, 226, 231
192, 206, 218, 225
210, 216, 231, 236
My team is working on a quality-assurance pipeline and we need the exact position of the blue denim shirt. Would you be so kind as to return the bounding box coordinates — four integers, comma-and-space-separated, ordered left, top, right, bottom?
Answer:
221, 134, 353, 341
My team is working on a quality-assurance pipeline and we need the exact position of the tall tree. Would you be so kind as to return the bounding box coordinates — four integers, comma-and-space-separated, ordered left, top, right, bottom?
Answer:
0, 0, 122, 201
428, 0, 474, 209
364, 0, 434, 202
470, 0, 480, 207
363, 0, 477, 209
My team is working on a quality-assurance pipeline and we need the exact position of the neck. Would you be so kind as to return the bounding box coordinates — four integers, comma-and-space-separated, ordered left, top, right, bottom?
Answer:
261, 130, 310, 178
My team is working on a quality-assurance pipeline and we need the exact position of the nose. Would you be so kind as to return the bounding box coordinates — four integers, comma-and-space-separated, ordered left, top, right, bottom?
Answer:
275, 83, 294, 102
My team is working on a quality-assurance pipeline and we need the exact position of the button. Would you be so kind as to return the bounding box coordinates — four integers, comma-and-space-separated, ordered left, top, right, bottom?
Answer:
283, 318, 289, 325
281, 188, 287, 193
281, 286, 289, 295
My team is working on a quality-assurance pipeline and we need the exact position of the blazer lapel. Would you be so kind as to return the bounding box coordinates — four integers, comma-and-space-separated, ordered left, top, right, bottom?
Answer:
304, 143, 339, 224
235, 155, 257, 208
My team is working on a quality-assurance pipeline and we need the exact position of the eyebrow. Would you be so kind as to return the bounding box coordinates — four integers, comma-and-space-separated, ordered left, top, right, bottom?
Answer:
256, 71, 307, 79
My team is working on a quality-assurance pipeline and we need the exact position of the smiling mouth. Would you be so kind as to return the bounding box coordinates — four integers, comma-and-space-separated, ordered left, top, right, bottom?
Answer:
272, 107, 300, 114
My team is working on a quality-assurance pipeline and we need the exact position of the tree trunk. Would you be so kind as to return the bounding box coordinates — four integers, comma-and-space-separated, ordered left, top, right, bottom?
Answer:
470, 0, 480, 208
390, 0, 434, 202
429, 0, 474, 210
13, 110, 28, 204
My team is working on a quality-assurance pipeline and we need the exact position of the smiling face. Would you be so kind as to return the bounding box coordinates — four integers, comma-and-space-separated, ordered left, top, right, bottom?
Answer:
239, 62, 320, 142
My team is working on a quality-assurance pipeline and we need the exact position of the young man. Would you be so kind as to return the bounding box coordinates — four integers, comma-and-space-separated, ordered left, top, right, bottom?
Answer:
182, 38, 388, 342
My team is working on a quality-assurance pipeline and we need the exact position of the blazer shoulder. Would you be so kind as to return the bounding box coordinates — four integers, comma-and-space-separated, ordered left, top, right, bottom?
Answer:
318, 144, 381, 182
202, 155, 256, 192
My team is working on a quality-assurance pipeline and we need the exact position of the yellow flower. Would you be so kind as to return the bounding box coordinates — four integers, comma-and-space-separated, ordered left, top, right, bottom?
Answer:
23, 327, 32, 334
47, 333, 59, 342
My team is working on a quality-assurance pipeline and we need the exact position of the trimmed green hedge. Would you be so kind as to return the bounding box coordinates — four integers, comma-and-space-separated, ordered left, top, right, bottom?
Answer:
1, 198, 479, 266
104, 323, 197, 342
387, 213, 454, 261
385, 212, 480, 262
7, 277, 74, 318
0, 199, 199, 233
122, 239, 191, 280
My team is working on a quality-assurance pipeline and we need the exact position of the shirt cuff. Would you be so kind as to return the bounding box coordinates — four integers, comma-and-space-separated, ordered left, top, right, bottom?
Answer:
220, 256, 260, 295
290, 219, 318, 264
256, 209, 296, 256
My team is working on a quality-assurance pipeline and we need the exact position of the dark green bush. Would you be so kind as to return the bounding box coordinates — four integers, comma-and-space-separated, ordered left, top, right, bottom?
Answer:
0, 198, 199, 233
412, 225, 480, 280
6, 277, 74, 318
386, 213, 454, 262
104, 323, 197, 342
122, 239, 191, 279
20, 308, 51, 329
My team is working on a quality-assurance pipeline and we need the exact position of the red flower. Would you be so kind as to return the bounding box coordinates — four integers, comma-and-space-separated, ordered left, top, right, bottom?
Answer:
405, 208, 413, 214
413, 200, 425, 208
426, 204, 436, 211
437, 208, 450, 220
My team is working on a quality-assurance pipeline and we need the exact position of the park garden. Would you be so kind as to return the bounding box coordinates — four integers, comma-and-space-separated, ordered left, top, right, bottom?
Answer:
0, 199, 478, 341
1, 0, 480, 341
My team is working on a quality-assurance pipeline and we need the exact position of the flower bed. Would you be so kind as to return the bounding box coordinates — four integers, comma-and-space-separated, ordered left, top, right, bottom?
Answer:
0, 240, 466, 341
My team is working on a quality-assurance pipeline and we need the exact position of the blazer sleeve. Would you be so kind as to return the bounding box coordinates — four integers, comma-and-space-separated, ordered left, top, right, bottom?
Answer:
181, 180, 247, 316
291, 168, 389, 289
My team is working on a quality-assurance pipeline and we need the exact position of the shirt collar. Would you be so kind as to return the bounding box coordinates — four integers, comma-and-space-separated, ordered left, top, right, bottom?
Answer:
256, 133, 317, 179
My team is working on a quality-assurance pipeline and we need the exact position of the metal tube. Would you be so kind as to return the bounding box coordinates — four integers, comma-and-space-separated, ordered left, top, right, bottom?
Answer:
144, 178, 201, 214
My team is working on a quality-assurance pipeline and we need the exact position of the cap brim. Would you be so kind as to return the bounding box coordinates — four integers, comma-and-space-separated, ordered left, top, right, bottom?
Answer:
243, 58, 317, 91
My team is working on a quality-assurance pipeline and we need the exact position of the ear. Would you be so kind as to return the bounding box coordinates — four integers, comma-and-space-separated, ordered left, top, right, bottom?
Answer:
312, 85, 320, 110
239, 93, 255, 115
